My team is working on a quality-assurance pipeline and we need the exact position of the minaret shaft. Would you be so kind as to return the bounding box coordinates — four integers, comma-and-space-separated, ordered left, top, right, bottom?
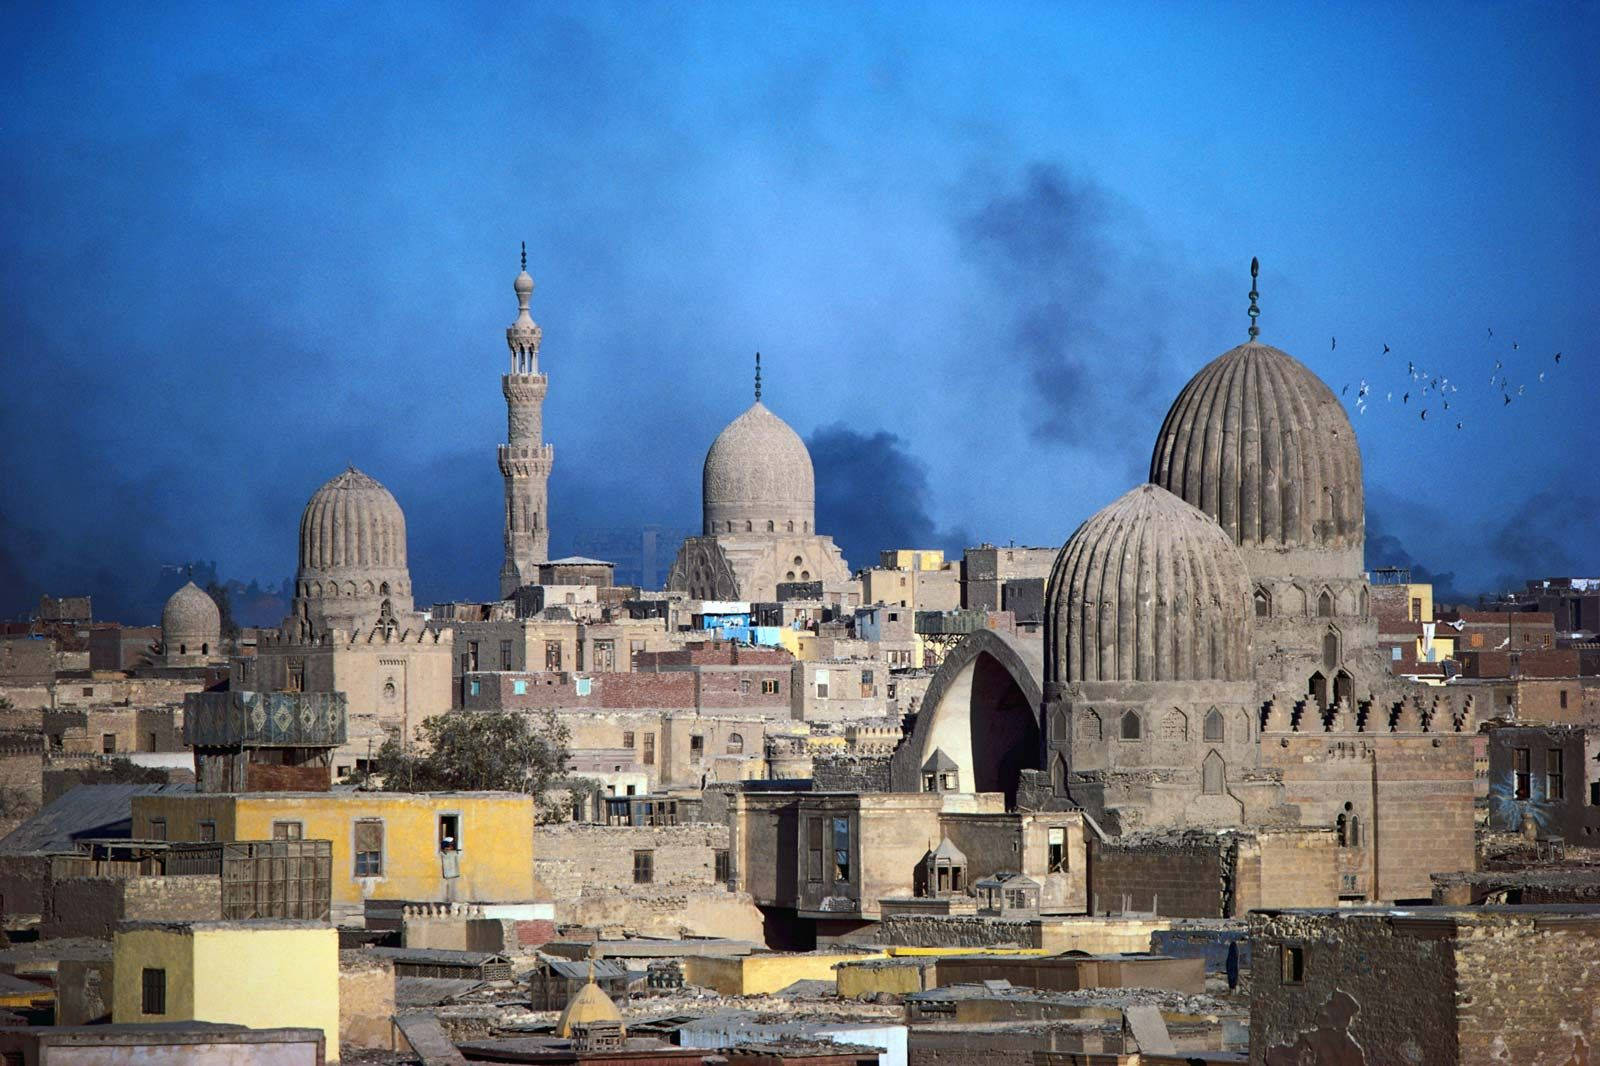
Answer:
499, 247, 553, 598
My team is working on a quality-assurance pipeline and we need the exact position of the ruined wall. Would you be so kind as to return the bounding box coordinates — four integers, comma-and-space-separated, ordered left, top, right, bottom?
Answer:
339, 950, 396, 1050
559, 885, 765, 941
45, 875, 222, 938
1088, 834, 1229, 917
875, 914, 1039, 949
812, 753, 893, 792
1250, 911, 1458, 1065
1452, 913, 1600, 1064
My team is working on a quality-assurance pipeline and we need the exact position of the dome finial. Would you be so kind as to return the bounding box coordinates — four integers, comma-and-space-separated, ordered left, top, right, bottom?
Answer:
754, 351, 762, 403
520, 240, 526, 272
1247, 257, 1261, 341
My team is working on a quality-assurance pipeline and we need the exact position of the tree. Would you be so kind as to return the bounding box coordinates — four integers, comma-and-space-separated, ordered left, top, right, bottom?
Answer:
371, 711, 571, 796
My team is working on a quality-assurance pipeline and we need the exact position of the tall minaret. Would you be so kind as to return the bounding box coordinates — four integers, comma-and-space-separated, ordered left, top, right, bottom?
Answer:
498, 243, 554, 597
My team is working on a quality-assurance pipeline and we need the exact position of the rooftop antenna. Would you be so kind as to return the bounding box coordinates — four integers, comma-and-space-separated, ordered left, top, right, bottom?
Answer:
754, 351, 762, 402
1247, 257, 1261, 340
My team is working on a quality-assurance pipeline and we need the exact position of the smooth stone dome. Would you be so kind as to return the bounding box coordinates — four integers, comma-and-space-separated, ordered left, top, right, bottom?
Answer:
161, 581, 220, 657
702, 401, 816, 536
1149, 341, 1364, 552
1046, 483, 1253, 684
298, 467, 408, 573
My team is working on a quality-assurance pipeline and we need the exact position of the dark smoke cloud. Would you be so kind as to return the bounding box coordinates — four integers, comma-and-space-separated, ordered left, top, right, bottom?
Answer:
808, 424, 971, 570
1364, 508, 1468, 604
956, 162, 1177, 463
1485, 489, 1600, 597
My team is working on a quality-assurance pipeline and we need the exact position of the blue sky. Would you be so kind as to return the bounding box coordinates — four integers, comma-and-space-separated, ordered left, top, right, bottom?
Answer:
3, 2, 1596, 619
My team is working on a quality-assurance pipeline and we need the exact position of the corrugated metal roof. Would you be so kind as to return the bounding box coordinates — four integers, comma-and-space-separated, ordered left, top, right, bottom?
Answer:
0, 783, 192, 856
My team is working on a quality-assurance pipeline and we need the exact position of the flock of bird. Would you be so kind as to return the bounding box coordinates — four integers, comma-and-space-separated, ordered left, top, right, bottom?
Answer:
1337, 327, 1567, 431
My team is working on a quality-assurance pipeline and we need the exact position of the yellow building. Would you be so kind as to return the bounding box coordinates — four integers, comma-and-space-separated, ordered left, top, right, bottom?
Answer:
682, 950, 885, 996
113, 920, 340, 1059
130, 791, 535, 908
877, 549, 946, 572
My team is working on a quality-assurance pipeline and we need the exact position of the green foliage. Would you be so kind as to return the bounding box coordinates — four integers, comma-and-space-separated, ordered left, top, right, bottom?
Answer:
371, 711, 571, 795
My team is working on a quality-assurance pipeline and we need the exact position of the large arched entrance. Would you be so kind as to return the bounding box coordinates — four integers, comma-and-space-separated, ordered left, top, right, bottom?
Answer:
892, 629, 1045, 807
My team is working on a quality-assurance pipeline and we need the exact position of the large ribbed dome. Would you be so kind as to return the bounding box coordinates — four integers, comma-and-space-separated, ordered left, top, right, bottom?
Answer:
161, 581, 221, 661
702, 402, 816, 536
1046, 484, 1252, 684
1149, 342, 1364, 553
298, 467, 408, 573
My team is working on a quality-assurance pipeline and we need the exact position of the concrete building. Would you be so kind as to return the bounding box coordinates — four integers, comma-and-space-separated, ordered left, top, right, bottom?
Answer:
1487, 724, 1600, 843
669, 356, 851, 602
112, 919, 341, 1059
500, 246, 556, 596
960, 545, 1059, 613
1249, 906, 1600, 1066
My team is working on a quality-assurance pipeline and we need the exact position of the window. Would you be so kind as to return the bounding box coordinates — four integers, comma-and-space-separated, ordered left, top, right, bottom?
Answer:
633, 849, 654, 884
861, 669, 875, 697
272, 821, 303, 840
1411, 597, 1422, 620
690, 734, 705, 760
593, 640, 616, 671
714, 849, 731, 883
468, 641, 480, 671
1204, 709, 1225, 742
815, 670, 830, 699
1202, 751, 1225, 796
354, 819, 384, 876
1254, 588, 1270, 618
545, 641, 562, 671
1547, 749, 1564, 801
1591, 781, 1600, 807
513, 679, 527, 695
198, 821, 216, 843
807, 818, 824, 882
727, 733, 744, 754
469, 679, 480, 697
1318, 590, 1333, 618
1281, 945, 1305, 984
630, 640, 646, 668
141, 967, 166, 1015
1120, 711, 1141, 740
1514, 748, 1531, 800
1048, 826, 1067, 872
643, 733, 655, 766
148, 818, 167, 841
761, 678, 779, 694
84, 686, 95, 697
1560, 689, 1569, 709
439, 813, 460, 851
623, 731, 635, 749
498, 639, 513, 670
832, 816, 851, 883
102, 733, 117, 754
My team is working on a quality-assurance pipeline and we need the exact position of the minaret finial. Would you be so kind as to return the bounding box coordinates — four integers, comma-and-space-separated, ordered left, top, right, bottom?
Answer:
754, 352, 762, 403
520, 241, 526, 272
1247, 257, 1261, 340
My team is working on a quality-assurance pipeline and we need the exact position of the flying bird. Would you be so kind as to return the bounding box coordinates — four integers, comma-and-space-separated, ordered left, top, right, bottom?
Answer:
1555, 352, 1562, 364
1420, 409, 1428, 421
1456, 421, 1463, 430
1386, 392, 1393, 402
1488, 327, 1494, 337
1443, 400, 1450, 410
1504, 394, 1512, 406
1331, 337, 1337, 350
1383, 344, 1391, 354
1539, 372, 1545, 382
1513, 341, 1519, 350
1342, 384, 1349, 395
1403, 392, 1410, 404
1495, 360, 1502, 370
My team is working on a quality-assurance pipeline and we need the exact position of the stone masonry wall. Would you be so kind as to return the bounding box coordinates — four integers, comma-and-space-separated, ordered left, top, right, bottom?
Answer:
1089, 834, 1228, 917
1452, 914, 1600, 1063
44, 875, 221, 938
812, 753, 893, 792
876, 914, 1039, 949
533, 822, 728, 898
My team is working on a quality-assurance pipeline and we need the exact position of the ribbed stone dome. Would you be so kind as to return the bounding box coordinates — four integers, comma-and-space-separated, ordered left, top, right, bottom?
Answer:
161, 581, 221, 658
1046, 484, 1253, 684
1149, 342, 1364, 552
702, 402, 816, 536
298, 467, 408, 573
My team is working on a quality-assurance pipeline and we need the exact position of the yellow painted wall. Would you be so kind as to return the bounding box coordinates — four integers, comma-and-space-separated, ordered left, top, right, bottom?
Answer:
880, 550, 945, 572
682, 951, 885, 996
112, 928, 197, 1026
113, 925, 340, 1060
132, 791, 535, 906
1035, 916, 1172, 955
193, 925, 340, 1059
836, 960, 934, 998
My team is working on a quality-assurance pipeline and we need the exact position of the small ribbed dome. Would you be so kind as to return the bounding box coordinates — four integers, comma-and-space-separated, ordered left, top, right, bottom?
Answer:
162, 581, 220, 659
1046, 484, 1252, 684
298, 467, 408, 573
555, 975, 623, 1038
702, 402, 816, 536
1149, 341, 1364, 552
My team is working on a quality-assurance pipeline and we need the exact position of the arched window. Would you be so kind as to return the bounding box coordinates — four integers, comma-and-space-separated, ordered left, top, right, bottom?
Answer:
726, 733, 744, 754
745, 521, 753, 532
1204, 708, 1225, 742
1337, 813, 1349, 846
1202, 750, 1225, 795
179, 644, 187, 655
201, 643, 208, 655
1318, 590, 1333, 618
804, 522, 810, 533
787, 521, 794, 532
727, 521, 734, 532
1348, 814, 1360, 847
1254, 587, 1271, 619
1052, 753, 1068, 794
767, 520, 775, 532
1323, 629, 1341, 671
380, 582, 390, 596
1052, 708, 1068, 741
1120, 710, 1142, 740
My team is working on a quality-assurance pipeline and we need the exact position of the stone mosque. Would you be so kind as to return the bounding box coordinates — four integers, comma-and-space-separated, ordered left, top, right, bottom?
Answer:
668, 354, 852, 602
896, 261, 1477, 901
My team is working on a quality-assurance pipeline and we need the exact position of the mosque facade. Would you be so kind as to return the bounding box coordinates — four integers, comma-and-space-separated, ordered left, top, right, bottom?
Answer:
667, 355, 851, 602
895, 264, 1477, 901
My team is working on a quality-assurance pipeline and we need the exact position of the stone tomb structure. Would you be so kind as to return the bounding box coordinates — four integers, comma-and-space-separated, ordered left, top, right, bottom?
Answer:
893, 272, 1476, 904
670, 358, 851, 602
